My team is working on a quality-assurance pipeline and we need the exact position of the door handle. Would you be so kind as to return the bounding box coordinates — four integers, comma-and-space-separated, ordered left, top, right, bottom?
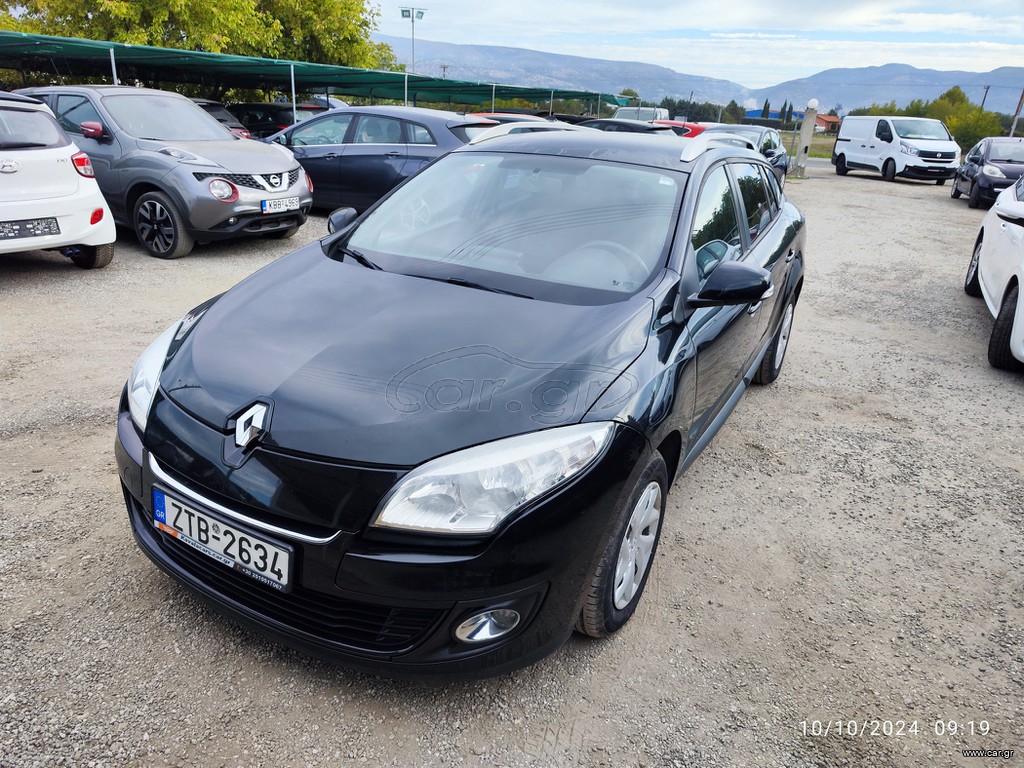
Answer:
785, 249, 795, 263
385, 151, 403, 158
323, 152, 338, 158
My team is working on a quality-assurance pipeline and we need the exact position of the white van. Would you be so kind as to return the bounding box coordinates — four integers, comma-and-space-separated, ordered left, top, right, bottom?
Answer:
612, 106, 669, 121
832, 116, 960, 184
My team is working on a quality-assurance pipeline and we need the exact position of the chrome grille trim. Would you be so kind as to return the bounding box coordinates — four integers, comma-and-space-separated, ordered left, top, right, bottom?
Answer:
148, 454, 340, 545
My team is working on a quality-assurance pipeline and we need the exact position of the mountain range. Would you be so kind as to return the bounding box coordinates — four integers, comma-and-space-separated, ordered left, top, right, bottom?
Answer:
374, 34, 1024, 116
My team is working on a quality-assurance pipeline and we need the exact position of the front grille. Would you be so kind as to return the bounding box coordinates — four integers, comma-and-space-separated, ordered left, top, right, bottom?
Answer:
193, 168, 301, 191
155, 524, 445, 653
918, 150, 956, 160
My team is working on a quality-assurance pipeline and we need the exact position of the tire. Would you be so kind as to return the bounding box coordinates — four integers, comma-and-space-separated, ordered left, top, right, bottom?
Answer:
935, 178, 946, 186
67, 242, 114, 269
882, 159, 896, 182
575, 453, 668, 638
835, 154, 848, 176
134, 191, 194, 259
968, 183, 981, 209
988, 285, 1023, 372
964, 240, 983, 298
754, 296, 796, 385
950, 180, 962, 199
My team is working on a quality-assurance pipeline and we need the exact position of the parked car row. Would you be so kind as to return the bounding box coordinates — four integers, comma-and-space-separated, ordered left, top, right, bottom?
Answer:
14, 85, 314, 259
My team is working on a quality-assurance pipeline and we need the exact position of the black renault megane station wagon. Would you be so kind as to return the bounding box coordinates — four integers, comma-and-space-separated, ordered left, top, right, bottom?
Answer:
115, 130, 805, 679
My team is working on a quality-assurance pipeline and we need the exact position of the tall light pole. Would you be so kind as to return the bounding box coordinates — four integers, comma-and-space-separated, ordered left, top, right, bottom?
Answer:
399, 7, 426, 73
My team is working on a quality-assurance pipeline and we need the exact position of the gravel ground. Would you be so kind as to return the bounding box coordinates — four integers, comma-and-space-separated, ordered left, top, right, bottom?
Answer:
1, 165, 1021, 768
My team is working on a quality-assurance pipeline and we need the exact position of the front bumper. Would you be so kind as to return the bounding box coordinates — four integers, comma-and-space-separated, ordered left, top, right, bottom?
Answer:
172, 166, 313, 241
115, 390, 648, 679
898, 162, 956, 181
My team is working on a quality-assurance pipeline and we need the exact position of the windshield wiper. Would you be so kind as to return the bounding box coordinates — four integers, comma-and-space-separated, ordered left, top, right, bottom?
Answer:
411, 274, 533, 299
0, 141, 49, 148
335, 245, 381, 270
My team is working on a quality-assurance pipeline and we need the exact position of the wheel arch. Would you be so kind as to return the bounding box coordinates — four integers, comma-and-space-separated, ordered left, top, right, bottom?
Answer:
655, 431, 682, 485
125, 181, 186, 222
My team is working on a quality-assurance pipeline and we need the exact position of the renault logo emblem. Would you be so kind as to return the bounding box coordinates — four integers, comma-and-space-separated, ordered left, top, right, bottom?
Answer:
0, 159, 20, 174
235, 403, 268, 448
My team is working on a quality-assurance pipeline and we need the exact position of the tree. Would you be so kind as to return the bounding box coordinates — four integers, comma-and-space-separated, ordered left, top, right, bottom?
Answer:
722, 100, 745, 123
0, 0, 394, 69
761, 98, 770, 119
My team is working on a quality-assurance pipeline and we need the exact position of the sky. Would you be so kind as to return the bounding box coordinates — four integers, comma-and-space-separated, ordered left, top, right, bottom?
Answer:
376, 0, 1024, 88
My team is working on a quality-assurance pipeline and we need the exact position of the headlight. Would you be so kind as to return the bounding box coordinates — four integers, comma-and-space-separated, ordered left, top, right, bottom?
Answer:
372, 422, 615, 535
208, 178, 240, 202
899, 142, 919, 156
982, 164, 1006, 179
126, 322, 179, 431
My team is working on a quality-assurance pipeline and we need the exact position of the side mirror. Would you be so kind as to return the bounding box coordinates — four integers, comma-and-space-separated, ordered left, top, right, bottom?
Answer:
672, 259, 773, 323
80, 121, 105, 140
327, 207, 358, 234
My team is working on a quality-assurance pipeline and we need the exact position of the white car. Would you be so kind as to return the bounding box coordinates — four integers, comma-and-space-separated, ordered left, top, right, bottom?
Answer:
965, 176, 1024, 370
0, 91, 115, 268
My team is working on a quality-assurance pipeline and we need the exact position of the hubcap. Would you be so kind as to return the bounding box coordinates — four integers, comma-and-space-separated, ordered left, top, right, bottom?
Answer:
137, 200, 176, 254
967, 244, 981, 284
774, 302, 795, 369
613, 481, 662, 610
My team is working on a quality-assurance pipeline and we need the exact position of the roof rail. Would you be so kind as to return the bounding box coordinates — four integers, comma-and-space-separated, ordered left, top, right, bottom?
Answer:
678, 132, 757, 162
469, 121, 587, 145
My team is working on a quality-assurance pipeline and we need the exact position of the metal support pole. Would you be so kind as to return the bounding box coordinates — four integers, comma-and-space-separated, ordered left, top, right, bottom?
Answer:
404, 73, 409, 107
290, 65, 297, 123
491, 84, 496, 113
793, 99, 818, 179
109, 48, 119, 85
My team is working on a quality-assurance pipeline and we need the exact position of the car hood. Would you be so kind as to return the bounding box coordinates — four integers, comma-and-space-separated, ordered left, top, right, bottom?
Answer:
989, 160, 1024, 179
136, 138, 296, 173
160, 244, 653, 466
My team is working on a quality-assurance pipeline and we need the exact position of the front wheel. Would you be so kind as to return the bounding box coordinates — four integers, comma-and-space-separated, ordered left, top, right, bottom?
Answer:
754, 297, 796, 385
882, 159, 896, 182
964, 240, 983, 298
988, 285, 1023, 372
968, 183, 981, 209
935, 178, 946, 186
950, 180, 962, 199
835, 154, 848, 176
134, 191, 194, 259
575, 454, 667, 638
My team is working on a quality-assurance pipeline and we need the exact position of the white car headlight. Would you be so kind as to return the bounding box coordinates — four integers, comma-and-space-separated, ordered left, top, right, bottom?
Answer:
372, 422, 616, 535
126, 322, 180, 431
899, 142, 919, 156
982, 164, 1006, 179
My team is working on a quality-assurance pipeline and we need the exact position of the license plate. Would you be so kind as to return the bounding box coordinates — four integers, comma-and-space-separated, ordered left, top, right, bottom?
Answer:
261, 196, 300, 214
0, 217, 60, 239
152, 488, 292, 591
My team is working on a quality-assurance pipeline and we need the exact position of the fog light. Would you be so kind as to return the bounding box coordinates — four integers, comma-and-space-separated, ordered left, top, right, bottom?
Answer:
90, 208, 104, 225
454, 609, 521, 644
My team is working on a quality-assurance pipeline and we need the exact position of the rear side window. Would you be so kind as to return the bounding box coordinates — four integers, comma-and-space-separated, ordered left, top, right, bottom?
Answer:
0, 107, 68, 149
450, 124, 496, 143
733, 163, 774, 244
53, 94, 102, 135
353, 115, 403, 144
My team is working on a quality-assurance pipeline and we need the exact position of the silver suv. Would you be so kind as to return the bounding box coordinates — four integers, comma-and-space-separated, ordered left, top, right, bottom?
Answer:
18, 86, 313, 259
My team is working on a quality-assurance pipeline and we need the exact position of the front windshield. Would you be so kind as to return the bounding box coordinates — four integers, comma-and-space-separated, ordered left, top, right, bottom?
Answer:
345, 151, 683, 303
891, 119, 951, 141
990, 142, 1024, 163
102, 93, 232, 140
